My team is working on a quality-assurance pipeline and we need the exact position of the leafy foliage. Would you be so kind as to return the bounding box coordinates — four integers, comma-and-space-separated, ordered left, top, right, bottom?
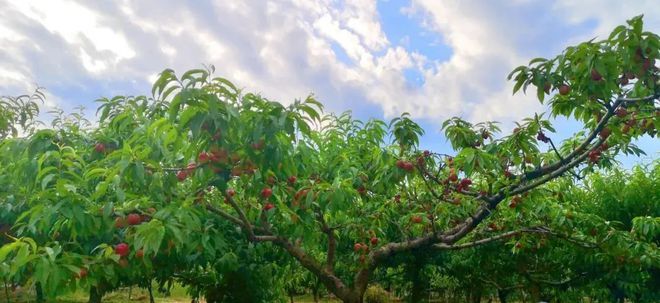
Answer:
0, 16, 658, 303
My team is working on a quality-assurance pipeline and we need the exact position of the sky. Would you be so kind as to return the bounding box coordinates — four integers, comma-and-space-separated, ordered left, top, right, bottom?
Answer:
0, 0, 658, 165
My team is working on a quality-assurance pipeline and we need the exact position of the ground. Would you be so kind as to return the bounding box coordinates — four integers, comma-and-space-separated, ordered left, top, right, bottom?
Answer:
2, 284, 342, 303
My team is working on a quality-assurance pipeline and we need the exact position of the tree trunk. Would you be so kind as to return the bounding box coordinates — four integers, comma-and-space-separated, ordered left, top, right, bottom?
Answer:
147, 283, 155, 303
497, 289, 508, 303
608, 284, 625, 303
35, 283, 44, 303
342, 294, 364, 303
410, 271, 424, 302
3, 279, 9, 303
470, 288, 482, 303
313, 278, 321, 303
529, 284, 541, 303
205, 286, 224, 303
88, 286, 104, 303
275, 240, 358, 302
409, 254, 427, 303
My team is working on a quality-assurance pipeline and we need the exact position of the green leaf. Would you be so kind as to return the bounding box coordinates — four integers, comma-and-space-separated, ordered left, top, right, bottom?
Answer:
0, 242, 20, 263
41, 174, 56, 190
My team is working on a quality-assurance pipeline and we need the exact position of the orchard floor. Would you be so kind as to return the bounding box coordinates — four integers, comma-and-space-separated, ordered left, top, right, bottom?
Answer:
3, 285, 341, 303
56, 294, 340, 303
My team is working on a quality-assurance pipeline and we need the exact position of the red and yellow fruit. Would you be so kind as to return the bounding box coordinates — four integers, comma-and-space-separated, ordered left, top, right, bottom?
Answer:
115, 243, 129, 257
261, 187, 273, 199
127, 213, 141, 226
94, 143, 106, 153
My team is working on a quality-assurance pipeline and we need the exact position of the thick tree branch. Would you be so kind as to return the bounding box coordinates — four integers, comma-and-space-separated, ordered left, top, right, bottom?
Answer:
253, 235, 278, 242
205, 204, 245, 227
205, 203, 274, 238
536, 226, 599, 249
510, 137, 603, 196
314, 208, 337, 273
433, 227, 543, 250
273, 237, 354, 302
434, 226, 600, 250
206, 194, 354, 300
619, 93, 660, 104
363, 95, 620, 275
479, 277, 523, 292
520, 95, 639, 182
524, 270, 588, 286
223, 192, 256, 240
362, 93, 642, 271
205, 92, 656, 303
148, 163, 204, 172
506, 93, 660, 196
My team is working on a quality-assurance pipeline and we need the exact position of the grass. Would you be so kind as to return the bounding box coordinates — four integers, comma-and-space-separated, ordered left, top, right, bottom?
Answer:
4, 284, 193, 303
289, 295, 340, 303
2, 284, 343, 303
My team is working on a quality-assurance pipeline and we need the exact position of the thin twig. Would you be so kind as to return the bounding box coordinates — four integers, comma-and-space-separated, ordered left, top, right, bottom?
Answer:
547, 138, 582, 180
3, 278, 9, 303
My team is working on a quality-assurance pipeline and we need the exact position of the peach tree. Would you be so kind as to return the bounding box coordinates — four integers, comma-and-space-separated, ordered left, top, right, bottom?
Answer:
0, 16, 658, 303
389, 163, 658, 302
336, 162, 658, 302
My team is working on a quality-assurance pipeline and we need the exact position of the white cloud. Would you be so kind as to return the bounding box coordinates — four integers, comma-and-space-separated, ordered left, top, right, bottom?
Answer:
7, 0, 135, 74
341, 0, 389, 51
383, 0, 660, 124
0, 0, 658, 129
553, 0, 660, 39
367, 0, 540, 123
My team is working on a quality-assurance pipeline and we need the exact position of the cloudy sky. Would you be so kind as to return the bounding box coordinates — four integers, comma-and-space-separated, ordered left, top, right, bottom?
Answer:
1, 0, 658, 163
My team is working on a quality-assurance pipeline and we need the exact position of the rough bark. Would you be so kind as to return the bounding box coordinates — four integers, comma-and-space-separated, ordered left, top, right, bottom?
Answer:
470, 289, 482, 303
88, 286, 104, 303
147, 283, 155, 303
409, 254, 427, 303
274, 238, 357, 302
313, 278, 321, 303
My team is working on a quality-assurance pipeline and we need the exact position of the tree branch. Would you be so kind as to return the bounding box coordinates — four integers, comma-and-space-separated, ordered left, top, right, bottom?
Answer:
314, 208, 337, 273
205, 204, 245, 227
253, 235, 278, 242
223, 192, 256, 240
419, 169, 445, 201
535, 226, 599, 249
435, 225, 600, 251
506, 93, 655, 196
433, 227, 543, 250
619, 93, 660, 104
206, 193, 353, 299
365, 93, 626, 268
509, 137, 603, 196
520, 94, 640, 182
524, 270, 588, 286
205, 202, 273, 239
273, 237, 353, 302
547, 138, 582, 180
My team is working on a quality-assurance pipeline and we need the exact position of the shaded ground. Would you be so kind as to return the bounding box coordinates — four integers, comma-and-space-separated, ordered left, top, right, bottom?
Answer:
3, 285, 193, 303
2, 285, 342, 303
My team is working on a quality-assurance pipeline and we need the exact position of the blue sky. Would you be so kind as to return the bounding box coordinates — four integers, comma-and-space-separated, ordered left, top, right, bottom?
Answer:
0, 0, 658, 165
